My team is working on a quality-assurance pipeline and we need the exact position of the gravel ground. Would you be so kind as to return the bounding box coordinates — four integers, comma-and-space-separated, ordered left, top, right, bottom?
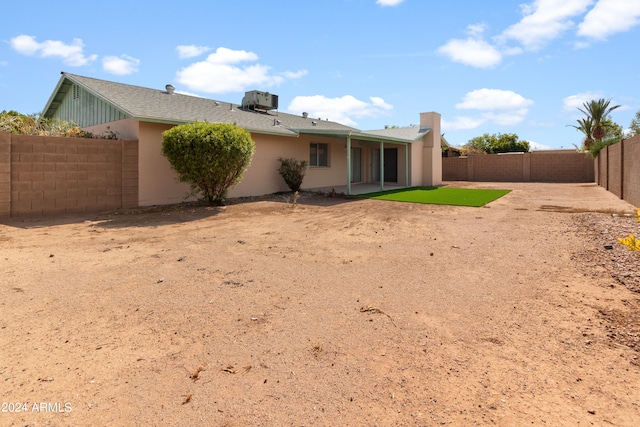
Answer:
573, 211, 640, 355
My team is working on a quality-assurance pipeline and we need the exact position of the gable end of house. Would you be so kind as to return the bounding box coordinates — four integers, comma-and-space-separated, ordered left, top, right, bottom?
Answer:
42, 76, 129, 127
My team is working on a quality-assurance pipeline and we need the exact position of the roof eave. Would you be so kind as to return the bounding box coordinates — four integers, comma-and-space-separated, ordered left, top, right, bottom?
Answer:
131, 116, 300, 137
41, 73, 69, 118
355, 131, 429, 144
294, 128, 426, 144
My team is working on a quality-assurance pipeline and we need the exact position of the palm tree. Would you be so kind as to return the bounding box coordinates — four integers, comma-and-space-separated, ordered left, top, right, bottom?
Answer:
567, 117, 595, 149
578, 98, 620, 142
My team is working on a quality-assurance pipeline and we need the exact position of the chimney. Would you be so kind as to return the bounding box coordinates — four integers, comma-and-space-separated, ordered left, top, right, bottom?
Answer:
302, 112, 308, 119
419, 112, 442, 187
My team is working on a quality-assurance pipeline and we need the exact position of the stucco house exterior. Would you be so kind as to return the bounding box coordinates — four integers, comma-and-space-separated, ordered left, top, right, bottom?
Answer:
42, 72, 442, 206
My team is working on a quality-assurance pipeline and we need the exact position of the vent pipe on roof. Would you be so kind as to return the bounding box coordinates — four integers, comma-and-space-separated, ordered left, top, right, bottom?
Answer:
165, 84, 175, 94
302, 112, 308, 119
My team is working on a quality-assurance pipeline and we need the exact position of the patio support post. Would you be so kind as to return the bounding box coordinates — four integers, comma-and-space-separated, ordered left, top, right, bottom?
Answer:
405, 144, 409, 187
380, 141, 384, 191
347, 133, 352, 195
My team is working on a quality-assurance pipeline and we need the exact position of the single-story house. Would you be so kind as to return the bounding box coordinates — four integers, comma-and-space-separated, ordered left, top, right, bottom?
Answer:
42, 72, 442, 206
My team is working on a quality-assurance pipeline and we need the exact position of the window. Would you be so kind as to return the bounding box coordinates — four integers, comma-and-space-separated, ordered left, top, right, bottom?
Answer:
310, 143, 329, 167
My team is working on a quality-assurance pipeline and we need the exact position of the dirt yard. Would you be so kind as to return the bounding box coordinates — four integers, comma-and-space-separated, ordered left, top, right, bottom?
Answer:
1, 182, 639, 426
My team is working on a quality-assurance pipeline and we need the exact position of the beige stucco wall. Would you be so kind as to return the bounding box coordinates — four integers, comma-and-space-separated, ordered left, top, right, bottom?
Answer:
232, 134, 412, 195
410, 140, 424, 186
231, 133, 300, 197
396, 144, 410, 186
305, 135, 348, 189
84, 118, 140, 141
420, 112, 443, 187
83, 121, 358, 203
138, 122, 191, 205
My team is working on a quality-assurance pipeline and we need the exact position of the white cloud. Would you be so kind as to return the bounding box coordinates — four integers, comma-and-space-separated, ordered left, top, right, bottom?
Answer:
207, 47, 258, 64
573, 40, 592, 49
527, 140, 553, 150
456, 89, 534, 111
442, 116, 486, 131
444, 89, 534, 131
498, 0, 594, 50
281, 70, 309, 79
437, 24, 503, 68
562, 91, 603, 112
176, 45, 211, 59
287, 95, 393, 127
176, 47, 306, 94
481, 110, 531, 126
9, 35, 97, 66
175, 90, 202, 97
578, 0, 640, 40
102, 55, 140, 75
467, 23, 489, 37
441, 0, 640, 68
376, 0, 404, 6
438, 38, 502, 68
370, 96, 393, 110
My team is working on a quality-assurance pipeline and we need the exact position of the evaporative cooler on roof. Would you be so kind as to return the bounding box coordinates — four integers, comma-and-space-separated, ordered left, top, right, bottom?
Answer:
241, 90, 278, 111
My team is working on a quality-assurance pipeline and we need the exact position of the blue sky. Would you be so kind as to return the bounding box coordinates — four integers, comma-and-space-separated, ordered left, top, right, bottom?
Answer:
1, 0, 639, 149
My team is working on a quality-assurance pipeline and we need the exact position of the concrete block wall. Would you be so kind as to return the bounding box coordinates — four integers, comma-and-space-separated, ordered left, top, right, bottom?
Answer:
442, 150, 594, 183
441, 157, 468, 181
607, 142, 623, 199
595, 135, 640, 208
623, 136, 640, 207
0, 132, 138, 217
598, 147, 609, 190
0, 133, 10, 217
472, 153, 524, 182
530, 151, 594, 182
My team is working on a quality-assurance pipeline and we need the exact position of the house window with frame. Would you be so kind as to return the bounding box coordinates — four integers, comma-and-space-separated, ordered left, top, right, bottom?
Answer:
310, 143, 329, 167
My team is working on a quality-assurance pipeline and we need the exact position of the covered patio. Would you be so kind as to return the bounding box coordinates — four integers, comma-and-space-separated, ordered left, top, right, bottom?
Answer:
289, 112, 443, 197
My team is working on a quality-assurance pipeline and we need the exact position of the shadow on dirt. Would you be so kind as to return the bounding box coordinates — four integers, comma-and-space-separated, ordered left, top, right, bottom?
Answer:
0, 191, 361, 230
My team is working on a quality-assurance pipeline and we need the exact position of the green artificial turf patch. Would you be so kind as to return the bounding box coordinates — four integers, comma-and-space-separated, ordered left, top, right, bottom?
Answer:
357, 186, 511, 207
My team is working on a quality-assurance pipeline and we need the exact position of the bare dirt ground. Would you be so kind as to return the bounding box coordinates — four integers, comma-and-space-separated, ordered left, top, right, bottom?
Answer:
1, 182, 639, 426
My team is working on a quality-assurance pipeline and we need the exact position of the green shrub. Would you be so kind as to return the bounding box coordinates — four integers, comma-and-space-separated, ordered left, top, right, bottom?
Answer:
277, 157, 308, 192
0, 110, 118, 139
588, 135, 621, 158
162, 122, 255, 205
0, 110, 93, 137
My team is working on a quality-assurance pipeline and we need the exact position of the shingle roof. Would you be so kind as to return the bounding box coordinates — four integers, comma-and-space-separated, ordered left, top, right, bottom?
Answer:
363, 126, 430, 142
43, 72, 428, 143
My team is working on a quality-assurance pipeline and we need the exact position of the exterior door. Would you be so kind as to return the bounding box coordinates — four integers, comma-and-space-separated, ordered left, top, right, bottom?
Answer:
384, 148, 398, 182
371, 148, 398, 182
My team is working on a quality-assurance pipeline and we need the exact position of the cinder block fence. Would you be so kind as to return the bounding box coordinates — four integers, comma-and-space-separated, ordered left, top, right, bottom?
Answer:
0, 132, 138, 217
442, 150, 594, 183
595, 135, 640, 207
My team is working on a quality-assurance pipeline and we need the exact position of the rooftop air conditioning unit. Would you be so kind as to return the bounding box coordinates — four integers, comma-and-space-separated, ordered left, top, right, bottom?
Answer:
242, 90, 278, 111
